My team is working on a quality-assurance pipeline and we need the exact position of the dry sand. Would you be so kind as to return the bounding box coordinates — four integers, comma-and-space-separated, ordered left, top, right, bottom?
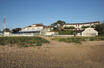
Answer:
0, 39, 104, 68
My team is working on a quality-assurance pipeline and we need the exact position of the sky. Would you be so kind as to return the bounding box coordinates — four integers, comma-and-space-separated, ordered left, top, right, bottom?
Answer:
0, 0, 104, 29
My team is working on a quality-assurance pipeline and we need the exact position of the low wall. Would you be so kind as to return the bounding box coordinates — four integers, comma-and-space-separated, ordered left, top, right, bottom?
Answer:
54, 35, 74, 37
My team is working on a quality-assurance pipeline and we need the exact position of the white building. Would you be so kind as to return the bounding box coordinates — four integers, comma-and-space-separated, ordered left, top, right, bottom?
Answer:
44, 32, 58, 36
41, 26, 58, 36
21, 24, 44, 32
63, 21, 100, 30
77, 28, 98, 36
3, 32, 11, 36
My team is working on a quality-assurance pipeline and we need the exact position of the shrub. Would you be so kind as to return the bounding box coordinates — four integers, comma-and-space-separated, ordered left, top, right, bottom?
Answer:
89, 36, 104, 41
81, 26, 90, 29
95, 23, 104, 35
89, 37, 95, 41
64, 26, 75, 29
59, 30, 74, 35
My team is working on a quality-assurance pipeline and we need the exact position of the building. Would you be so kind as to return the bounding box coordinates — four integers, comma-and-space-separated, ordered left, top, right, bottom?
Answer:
3, 31, 11, 36
19, 24, 44, 35
0, 31, 3, 36
41, 26, 58, 36
21, 24, 44, 32
63, 21, 100, 30
77, 28, 98, 36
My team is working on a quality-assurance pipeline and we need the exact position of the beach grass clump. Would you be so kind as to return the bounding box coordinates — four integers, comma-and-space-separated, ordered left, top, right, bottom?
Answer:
89, 36, 104, 41
0, 36, 49, 47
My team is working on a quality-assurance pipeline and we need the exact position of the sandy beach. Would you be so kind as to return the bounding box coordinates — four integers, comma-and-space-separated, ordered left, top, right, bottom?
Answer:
0, 40, 104, 68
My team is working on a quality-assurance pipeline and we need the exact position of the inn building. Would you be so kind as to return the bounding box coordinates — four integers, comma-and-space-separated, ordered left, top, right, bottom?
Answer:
63, 21, 100, 30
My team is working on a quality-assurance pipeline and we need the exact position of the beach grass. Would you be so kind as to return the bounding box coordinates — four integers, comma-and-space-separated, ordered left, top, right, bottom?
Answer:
52, 36, 104, 43
0, 36, 49, 47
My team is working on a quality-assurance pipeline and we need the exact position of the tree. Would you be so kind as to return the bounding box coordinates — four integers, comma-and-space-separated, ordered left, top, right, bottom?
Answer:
95, 23, 104, 35
12, 28, 21, 33
51, 20, 66, 31
3, 28, 10, 32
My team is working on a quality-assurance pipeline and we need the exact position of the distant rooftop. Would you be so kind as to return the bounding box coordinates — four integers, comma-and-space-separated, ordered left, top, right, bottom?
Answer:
33, 24, 44, 26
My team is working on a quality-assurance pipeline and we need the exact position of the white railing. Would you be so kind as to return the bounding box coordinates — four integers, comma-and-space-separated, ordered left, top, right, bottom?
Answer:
3, 33, 39, 36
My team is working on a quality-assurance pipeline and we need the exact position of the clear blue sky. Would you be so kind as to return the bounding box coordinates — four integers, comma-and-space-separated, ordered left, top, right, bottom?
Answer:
0, 0, 104, 29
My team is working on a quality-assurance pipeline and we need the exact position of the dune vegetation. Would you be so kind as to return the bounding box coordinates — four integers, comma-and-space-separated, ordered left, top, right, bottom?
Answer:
0, 36, 104, 68
0, 36, 49, 47
52, 36, 104, 43
0, 44, 104, 68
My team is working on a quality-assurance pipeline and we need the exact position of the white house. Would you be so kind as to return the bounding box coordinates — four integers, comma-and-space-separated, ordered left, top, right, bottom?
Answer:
80, 28, 98, 36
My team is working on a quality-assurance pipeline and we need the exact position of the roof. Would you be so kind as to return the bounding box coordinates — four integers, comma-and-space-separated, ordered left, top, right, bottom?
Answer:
27, 26, 32, 27
15, 31, 40, 34
82, 28, 98, 33
44, 25, 52, 28
33, 24, 44, 26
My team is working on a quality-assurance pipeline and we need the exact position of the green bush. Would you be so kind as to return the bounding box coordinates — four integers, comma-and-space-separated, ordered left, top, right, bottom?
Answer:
89, 37, 95, 41
95, 23, 104, 36
64, 26, 75, 29
81, 26, 90, 29
89, 36, 104, 41
59, 31, 74, 35
0, 36, 49, 47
